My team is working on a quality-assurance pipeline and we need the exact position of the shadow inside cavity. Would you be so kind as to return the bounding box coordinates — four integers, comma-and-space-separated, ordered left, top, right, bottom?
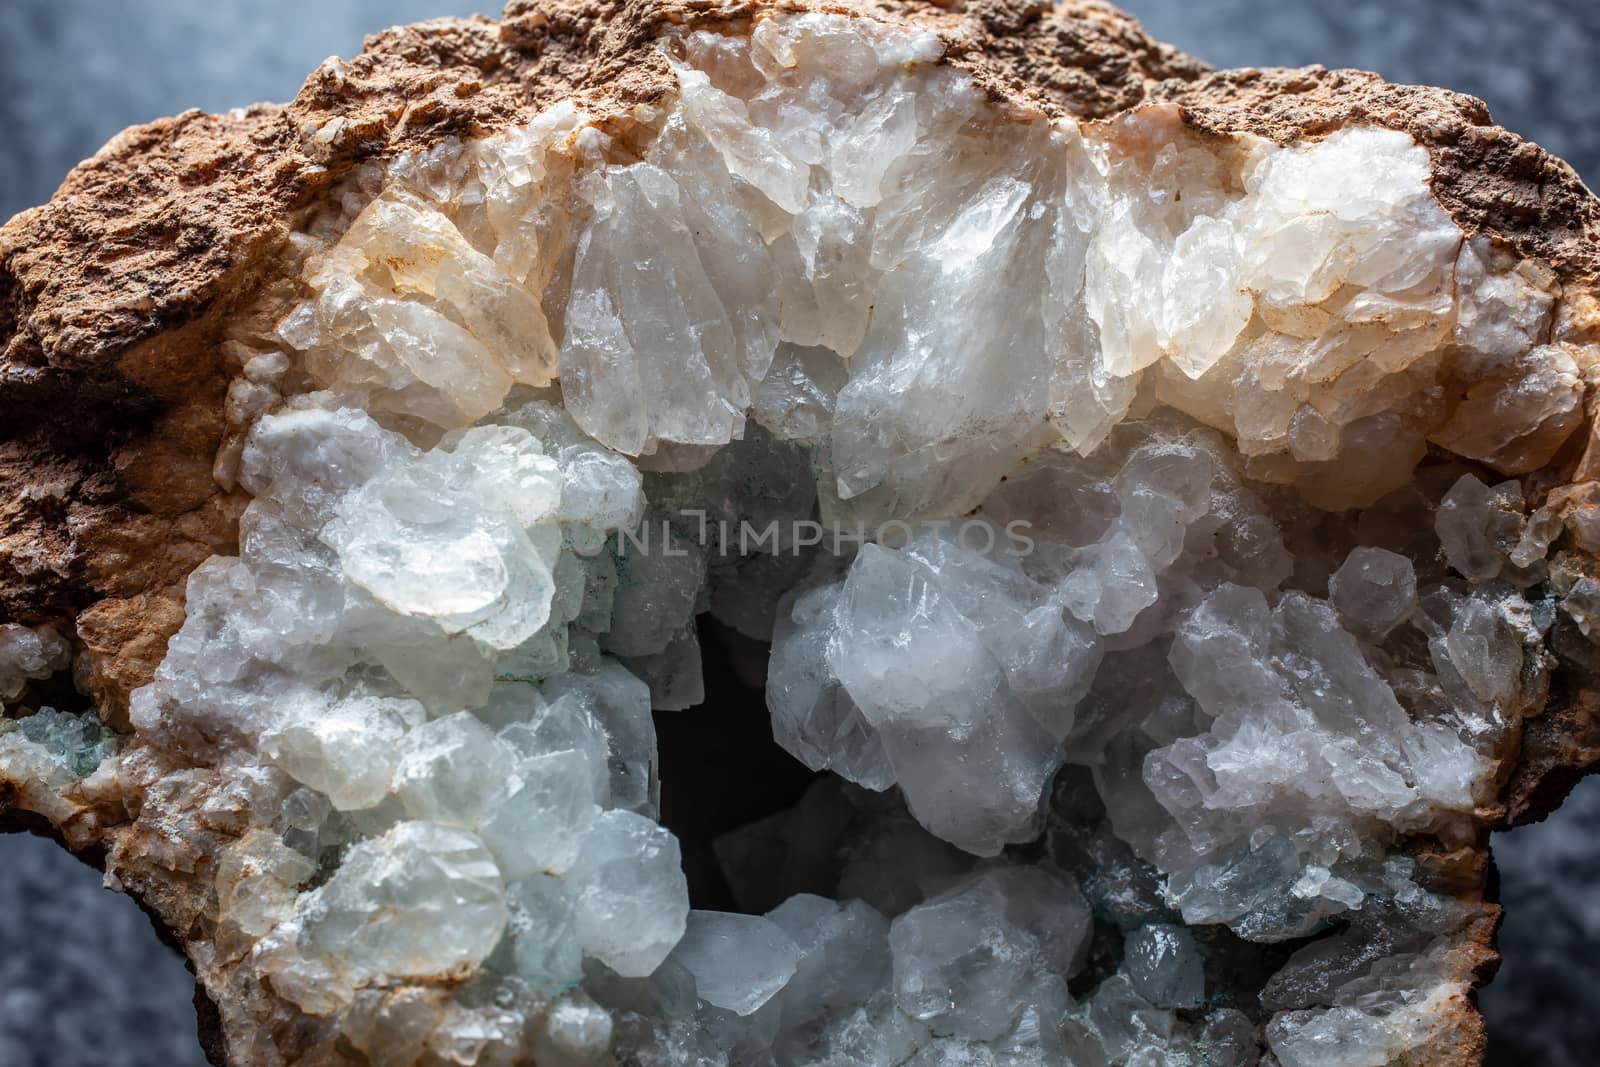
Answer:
652, 616, 821, 912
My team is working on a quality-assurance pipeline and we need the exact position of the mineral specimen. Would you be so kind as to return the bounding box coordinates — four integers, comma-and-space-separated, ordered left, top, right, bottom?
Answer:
4, 1, 1600, 1065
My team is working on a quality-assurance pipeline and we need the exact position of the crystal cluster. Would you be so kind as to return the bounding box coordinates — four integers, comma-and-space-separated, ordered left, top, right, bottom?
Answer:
0, 626, 102, 825
9, 9, 1595, 1067
136, 403, 690, 1007
0, 623, 70, 702
770, 421, 1517, 938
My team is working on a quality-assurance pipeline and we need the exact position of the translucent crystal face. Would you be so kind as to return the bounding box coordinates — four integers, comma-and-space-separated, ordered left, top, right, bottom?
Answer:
1, 10, 1583, 1067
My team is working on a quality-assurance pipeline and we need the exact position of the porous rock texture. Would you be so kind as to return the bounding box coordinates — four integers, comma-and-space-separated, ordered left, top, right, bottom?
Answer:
2, 1, 1600, 1065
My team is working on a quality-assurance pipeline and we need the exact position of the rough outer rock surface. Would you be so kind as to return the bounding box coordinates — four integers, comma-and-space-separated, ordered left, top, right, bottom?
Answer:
3, 1, 1600, 1064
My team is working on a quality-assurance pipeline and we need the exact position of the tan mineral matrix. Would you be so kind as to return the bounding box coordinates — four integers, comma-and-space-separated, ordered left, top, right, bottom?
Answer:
4, 2, 1600, 1065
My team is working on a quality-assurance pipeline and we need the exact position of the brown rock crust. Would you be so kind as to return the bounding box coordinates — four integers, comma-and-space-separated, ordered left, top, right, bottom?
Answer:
1154, 66, 1600, 282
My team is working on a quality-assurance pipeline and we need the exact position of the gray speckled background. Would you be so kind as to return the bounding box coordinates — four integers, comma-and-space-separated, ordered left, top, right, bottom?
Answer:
1, 2, 1596, 1064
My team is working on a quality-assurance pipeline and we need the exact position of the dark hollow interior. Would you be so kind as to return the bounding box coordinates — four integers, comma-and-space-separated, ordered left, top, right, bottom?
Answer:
653, 616, 820, 911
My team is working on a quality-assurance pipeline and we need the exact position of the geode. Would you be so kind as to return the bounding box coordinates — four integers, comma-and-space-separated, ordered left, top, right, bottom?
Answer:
3, 1, 1600, 1065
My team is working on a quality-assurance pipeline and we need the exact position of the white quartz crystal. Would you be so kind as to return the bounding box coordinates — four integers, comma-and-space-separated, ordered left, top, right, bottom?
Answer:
534, 992, 614, 1066
507, 874, 584, 994
479, 749, 600, 879
1124, 923, 1205, 1008
1329, 547, 1418, 640
0, 624, 70, 702
568, 808, 689, 978
669, 910, 802, 1016
889, 866, 1090, 1041
393, 712, 512, 827
258, 821, 509, 1012
261, 692, 423, 810
322, 425, 566, 650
